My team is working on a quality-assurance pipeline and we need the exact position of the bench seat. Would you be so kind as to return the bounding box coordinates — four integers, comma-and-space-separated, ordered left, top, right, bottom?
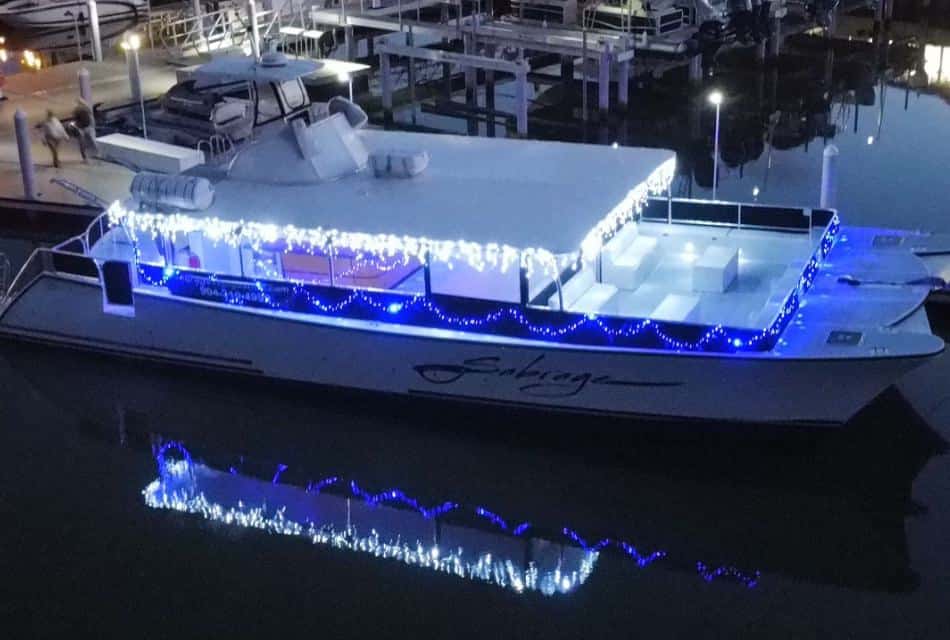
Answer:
548, 267, 618, 313
603, 235, 659, 289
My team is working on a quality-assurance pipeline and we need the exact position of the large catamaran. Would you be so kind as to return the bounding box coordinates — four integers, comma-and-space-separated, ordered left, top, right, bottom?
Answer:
1, 54, 945, 426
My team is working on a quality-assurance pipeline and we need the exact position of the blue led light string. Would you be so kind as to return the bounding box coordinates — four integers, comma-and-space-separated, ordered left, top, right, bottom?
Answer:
474, 507, 531, 536
350, 480, 459, 520
306, 476, 340, 494
696, 562, 760, 589
563, 527, 667, 568
135, 215, 839, 355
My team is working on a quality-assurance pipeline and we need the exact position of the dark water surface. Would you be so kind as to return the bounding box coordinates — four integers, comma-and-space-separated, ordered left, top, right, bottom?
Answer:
4, 17, 950, 640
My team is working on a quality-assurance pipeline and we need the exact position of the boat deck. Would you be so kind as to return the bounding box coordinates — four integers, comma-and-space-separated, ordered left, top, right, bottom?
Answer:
593, 221, 817, 330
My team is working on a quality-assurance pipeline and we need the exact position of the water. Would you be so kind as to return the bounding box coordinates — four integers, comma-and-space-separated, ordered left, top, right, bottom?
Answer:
4, 15, 950, 640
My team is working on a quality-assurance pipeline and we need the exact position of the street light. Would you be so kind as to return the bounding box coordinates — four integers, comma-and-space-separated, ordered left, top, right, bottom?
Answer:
121, 34, 147, 139
708, 89, 723, 201
65, 10, 82, 61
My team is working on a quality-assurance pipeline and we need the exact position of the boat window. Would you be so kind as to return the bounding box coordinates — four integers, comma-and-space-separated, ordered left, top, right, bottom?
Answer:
277, 79, 308, 114
255, 83, 284, 125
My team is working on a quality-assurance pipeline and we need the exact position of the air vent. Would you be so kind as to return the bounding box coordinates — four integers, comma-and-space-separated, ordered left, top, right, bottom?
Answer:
827, 330, 862, 346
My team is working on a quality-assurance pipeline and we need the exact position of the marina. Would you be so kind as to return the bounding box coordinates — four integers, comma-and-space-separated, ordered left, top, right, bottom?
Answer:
2, 0, 950, 637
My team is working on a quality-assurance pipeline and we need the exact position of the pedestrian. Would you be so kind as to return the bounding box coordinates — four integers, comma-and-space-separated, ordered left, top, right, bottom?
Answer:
71, 98, 98, 161
40, 110, 69, 169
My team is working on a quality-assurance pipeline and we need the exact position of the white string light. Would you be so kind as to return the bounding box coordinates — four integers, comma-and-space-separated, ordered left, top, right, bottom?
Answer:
107, 158, 676, 278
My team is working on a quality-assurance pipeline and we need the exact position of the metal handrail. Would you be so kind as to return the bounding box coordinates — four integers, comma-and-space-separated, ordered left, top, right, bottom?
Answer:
147, 4, 272, 57
197, 132, 236, 162
0, 253, 10, 296
4, 249, 50, 304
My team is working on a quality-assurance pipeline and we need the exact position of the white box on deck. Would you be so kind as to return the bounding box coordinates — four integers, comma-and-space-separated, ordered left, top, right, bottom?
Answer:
98, 133, 205, 174
693, 245, 738, 293
603, 235, 659, 289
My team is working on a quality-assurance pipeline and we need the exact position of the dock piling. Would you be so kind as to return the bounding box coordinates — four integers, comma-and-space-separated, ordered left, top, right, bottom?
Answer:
598, 45, 611, 116
14, 109, 36, 200
380, 53, 393, 124
688, 55, 702, 85
78, 67, 92, 104
768, 17, 782, 59
515, 66, 528, 137
560, 56, 573, 84
820, 144, 839, 209
617, 57, 630, 108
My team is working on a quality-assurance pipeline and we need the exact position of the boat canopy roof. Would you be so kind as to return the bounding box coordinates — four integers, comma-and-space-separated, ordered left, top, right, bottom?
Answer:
194, 53, 323, 88
112, 132, 675, 271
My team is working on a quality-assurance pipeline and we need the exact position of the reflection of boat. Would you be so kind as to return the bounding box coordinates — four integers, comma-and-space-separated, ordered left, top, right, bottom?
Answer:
4, 340, 944, 593
0, 54, 945, 426
0, 0, 145, 29
146, 444, 599, 597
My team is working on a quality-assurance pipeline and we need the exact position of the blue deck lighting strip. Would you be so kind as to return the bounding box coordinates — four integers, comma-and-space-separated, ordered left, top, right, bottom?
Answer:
135, 216, 838, 354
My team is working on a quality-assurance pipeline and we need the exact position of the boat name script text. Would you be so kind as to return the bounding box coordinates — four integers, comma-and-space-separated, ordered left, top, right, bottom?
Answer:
413, 356, 680, 398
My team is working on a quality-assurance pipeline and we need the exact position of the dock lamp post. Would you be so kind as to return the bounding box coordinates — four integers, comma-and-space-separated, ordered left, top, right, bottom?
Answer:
121, 34, 147, 139
708, 89, 723, 201
65, 10, 83, 61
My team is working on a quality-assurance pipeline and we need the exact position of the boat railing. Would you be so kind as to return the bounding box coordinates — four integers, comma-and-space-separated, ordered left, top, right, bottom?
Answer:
2, 247, 100, 305
197, 133, 236, 164
0, 253, 10, 297
643, 197, 836, 234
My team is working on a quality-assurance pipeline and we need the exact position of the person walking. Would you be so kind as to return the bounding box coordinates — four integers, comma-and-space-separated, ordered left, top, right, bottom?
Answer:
40, 110, 69, 169
71, 98, 98, 161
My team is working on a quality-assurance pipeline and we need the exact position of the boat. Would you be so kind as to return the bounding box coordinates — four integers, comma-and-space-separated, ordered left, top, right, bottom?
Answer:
0, 54, 945, 427
0, 0, 145, 29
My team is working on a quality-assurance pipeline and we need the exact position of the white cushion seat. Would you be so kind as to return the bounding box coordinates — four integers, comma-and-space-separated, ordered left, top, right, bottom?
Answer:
603, 223, 639, 260
603, 235, 659, 289
693, 245, 738, 293
548, 267, 618, 313
573, 283, 619, 314
651, 293, 701, 323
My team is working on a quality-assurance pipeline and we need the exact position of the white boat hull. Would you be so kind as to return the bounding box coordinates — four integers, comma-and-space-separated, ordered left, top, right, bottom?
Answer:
0, 274, 932, 426
0, 1, 143, 29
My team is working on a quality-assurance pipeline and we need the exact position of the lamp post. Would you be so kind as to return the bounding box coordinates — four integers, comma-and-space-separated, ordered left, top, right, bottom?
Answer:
65, 10, 83, 61
708, 89, 723, 201
121, 34, 147, 139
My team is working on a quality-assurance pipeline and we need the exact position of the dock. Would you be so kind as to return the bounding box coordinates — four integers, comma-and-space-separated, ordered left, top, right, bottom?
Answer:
0, 0, 896, 217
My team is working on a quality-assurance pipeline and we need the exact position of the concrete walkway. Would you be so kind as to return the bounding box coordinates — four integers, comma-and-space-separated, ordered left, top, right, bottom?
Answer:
0, 55, 179, 206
